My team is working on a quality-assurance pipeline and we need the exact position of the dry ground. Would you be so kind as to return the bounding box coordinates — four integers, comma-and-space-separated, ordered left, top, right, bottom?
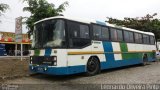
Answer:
1, 61, 160, 90
1, 58, 160, 90
0, 58, 29, 82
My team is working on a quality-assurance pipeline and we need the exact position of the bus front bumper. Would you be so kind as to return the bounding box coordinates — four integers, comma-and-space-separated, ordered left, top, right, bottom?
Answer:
29, 65, 85, 75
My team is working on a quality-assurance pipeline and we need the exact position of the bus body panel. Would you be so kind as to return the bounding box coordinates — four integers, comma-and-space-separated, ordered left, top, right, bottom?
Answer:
30, 49, 68, 67
30, 41, 156, 75
29, 16, 156, 75
29, 64, 85, 75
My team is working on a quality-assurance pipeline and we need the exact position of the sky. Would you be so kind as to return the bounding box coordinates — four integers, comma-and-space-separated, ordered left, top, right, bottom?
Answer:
0, 0, 160, 33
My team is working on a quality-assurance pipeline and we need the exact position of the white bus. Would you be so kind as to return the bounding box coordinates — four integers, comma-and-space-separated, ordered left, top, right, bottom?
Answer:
29, 16, 156, 75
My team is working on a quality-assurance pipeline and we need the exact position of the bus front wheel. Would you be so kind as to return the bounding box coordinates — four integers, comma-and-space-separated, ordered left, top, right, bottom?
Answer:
86, 57, 100, 76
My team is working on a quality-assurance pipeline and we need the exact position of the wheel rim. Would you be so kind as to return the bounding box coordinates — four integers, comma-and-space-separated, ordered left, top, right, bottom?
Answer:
87, 59, 97, 72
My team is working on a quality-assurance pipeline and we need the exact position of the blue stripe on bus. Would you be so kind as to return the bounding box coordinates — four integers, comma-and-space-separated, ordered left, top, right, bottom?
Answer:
96, 21, 106, 26
29, 59, 142, 75
100, 58, 142, 70
29, 57, 156, 75
45, 48, 52, 56
102, 42, 115, 61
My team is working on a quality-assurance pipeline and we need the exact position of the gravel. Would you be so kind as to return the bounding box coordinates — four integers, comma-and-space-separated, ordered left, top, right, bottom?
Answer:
2, 62, 160, 90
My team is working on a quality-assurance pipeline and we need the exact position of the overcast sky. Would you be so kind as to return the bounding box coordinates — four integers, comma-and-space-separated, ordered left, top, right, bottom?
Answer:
0, 0, 160, 33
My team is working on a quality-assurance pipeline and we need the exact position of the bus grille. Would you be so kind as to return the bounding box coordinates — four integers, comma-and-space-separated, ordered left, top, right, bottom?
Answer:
30, 56, 57, 66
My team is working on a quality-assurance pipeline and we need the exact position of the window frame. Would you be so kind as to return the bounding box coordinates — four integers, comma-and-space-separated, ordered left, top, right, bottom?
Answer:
134, 32, 143, 44
101, 26, 110, 40
149, 36, 155, 45
33, 18, 68, 49
66, 20, 155, 47
91, 23, 110, 41
92, 24, 102, 40
66, 20, 92, 49
110, 27, 124, 42
116, 29, 124, 42
123, 30, 135, 43
142, 34, 150, 44
79, 24, 90, 39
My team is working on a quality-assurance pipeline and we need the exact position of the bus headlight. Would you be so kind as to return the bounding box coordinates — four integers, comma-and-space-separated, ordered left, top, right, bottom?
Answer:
31, 66, 34, 70
52, 56, 57, 66
53, 56, 57, 61
54, 62, 57, 66
44, 67, 47, 71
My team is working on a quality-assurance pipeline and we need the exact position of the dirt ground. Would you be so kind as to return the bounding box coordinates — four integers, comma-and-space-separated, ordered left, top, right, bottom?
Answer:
3, 62, 160, 90
0, 58, 29, 82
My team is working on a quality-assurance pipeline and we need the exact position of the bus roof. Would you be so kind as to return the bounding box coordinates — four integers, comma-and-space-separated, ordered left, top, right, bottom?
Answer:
34, 16, 93, 24
34, 16, 154, 36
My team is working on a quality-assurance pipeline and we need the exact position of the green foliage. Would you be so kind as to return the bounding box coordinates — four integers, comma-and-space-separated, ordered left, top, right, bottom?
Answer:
0, 3, 9, 16
23, 0, 68, 31
107, 13, 160, 41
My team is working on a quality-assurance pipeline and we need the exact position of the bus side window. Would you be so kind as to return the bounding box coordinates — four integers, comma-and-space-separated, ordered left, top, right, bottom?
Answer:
134, 33, 139, 43
80, 25, 89, 39
101, 27, 109, 40
110, 28, 123, 42
93, 25, 101, 39
110, 28, 117, 41
129, 32, 134, 43
143, 34, 150, 44
93, 25, 110, 41
67, 21, 91, 48
124, 31, 134, 43
68, 21, 80, 38
135, 33, 142, 44
117, 29, 123, 41
150, 36, 155, 45
138, 34, 143, 44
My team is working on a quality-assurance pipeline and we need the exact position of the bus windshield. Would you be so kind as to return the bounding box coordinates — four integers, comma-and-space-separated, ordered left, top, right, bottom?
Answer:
32, 19, 66, 48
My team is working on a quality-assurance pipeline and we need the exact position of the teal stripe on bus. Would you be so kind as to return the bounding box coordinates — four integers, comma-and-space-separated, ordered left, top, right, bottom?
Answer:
45, 48, 52, 56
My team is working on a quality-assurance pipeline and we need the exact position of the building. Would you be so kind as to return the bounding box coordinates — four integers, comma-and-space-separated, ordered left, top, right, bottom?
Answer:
0, 31, 31, 56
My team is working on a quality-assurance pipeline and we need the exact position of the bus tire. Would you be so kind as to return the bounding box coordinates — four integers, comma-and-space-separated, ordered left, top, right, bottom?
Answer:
86, 57, 100, 76
142, 54, 148, 66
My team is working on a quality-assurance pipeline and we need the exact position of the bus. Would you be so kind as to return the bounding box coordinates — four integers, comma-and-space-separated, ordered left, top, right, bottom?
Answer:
29, 16, 156, 75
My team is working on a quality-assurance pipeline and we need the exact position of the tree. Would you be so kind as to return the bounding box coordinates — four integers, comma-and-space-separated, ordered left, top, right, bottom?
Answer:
0, 3, 9, 15
0, 3, 9, 22
0, 3, 9, 16
22, 0, 68, 32
107, 13, 160, 41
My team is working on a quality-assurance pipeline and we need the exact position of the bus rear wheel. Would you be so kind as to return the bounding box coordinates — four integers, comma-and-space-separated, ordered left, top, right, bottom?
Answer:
142, 54, 148, 65
86, 57, 100, 76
